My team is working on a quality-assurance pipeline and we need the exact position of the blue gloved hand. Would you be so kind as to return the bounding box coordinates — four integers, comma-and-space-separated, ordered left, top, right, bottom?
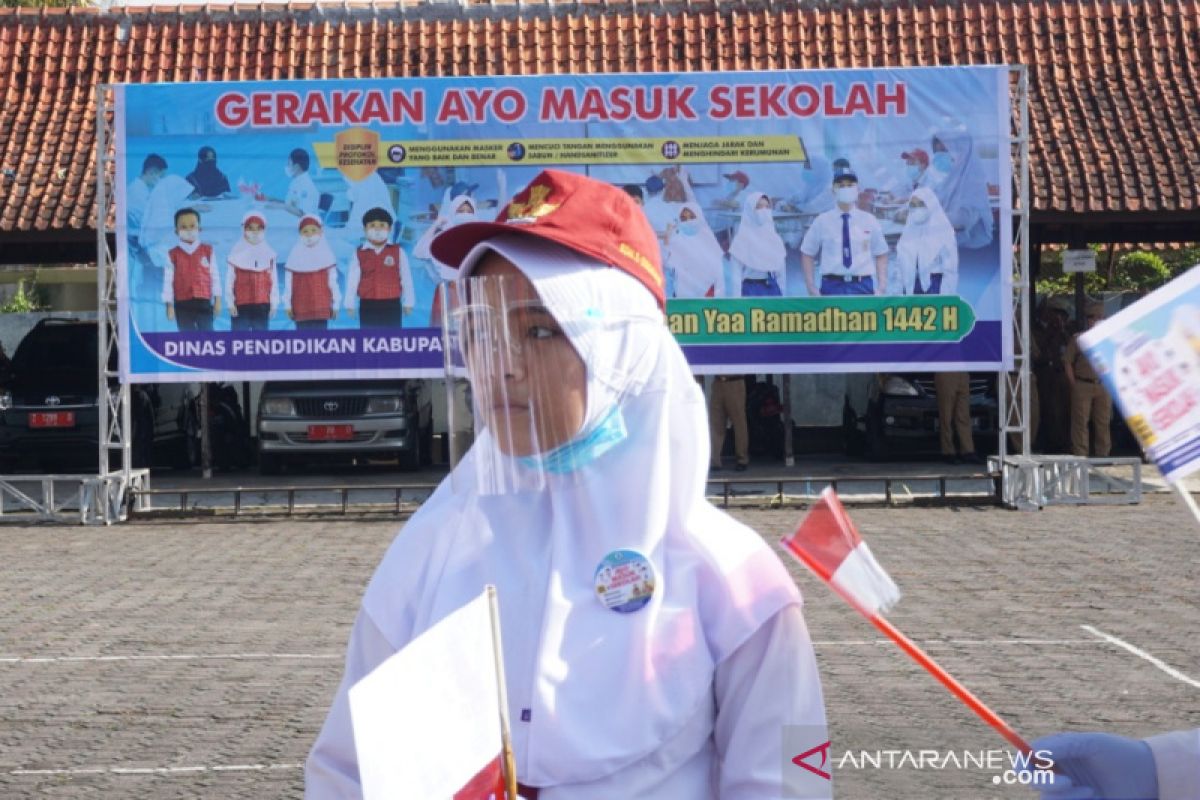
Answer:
1029, 733, 1158, 799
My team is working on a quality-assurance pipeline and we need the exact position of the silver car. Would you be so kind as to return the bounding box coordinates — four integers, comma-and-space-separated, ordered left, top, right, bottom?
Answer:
257, 380, 433, 474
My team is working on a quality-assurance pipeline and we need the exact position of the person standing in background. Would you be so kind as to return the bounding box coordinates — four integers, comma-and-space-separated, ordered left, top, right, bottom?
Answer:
664, 203, 726, 299
1065, 303, 1113, 456
709, 374, 750, 472
731, 193, 787, 297
934, 371, 981, 464
801, 165, 888, 296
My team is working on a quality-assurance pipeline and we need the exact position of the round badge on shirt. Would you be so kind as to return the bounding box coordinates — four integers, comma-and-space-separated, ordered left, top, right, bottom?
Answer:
594, 549, 656, 613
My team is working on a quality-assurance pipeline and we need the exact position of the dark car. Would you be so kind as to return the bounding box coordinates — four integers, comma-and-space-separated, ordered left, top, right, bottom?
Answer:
843, 372, 999, 460
0, 319, 200, 472
257, 379, 433, 474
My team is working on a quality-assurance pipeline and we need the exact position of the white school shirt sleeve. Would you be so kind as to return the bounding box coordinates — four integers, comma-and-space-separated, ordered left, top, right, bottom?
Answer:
161, 253, 174, 304
399, 249, 416, 309
283, 271, 293, 309
867, 215, 889, 258
305, 608, 398, 799
938, 242, 959, 295
269, 259, 280, 313
1145, 728, 1200, 800
799, 213, 825, 258
207, 248, 222, 299
223, 258, 236, 309
328, 265, 342, 312
714, 604, 828, 799
344, 251, 361, 311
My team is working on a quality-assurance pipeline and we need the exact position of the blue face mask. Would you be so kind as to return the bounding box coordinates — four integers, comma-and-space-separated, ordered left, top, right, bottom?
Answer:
679, 219, 699, 237
931, 152, 954, 174
517, 405, 628, 475
725, 179, 742, 194
906, 164, 923, 182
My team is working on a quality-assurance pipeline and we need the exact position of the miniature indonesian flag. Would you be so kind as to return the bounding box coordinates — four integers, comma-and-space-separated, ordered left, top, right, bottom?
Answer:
781, 487, 901, 616
349, 590, 508, 800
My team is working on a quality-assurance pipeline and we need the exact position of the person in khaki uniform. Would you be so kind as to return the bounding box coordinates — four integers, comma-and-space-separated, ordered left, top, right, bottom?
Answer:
1065, 303, 1113, 456
934, 371, 981, 464
709, 375, 749, 471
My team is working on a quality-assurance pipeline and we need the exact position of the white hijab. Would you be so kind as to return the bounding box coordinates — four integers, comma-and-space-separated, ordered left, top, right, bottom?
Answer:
227, 212, 276, 272
664, 202, 725, 298
729, 191, 786, 274
897, 187, 959, 294
285, 227, 336, 273
415, 193, 479, 280
929, 127, 994, 249
361, 235, 800, 786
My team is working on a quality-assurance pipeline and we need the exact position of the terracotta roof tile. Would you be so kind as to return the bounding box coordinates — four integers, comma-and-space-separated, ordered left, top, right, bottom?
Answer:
1, 0, 1198, 238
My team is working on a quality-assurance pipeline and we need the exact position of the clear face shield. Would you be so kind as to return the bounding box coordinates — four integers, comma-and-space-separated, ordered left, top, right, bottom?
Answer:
441, 256, 657, 494
442, 271, 593, 495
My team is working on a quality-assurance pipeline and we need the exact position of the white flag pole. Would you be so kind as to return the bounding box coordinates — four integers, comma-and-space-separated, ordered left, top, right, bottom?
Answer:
486, 585, 519, 800
1173, 484, 1200, 528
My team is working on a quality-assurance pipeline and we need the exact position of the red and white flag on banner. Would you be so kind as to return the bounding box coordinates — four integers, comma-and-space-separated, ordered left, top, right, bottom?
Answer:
349, 589, 510, 800
781, 487, 901, 616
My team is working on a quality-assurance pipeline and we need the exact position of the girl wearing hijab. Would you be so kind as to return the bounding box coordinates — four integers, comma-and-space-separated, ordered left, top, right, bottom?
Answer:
284, 215, 341, 330
416, 193, 479, 326
896, 187, 959, 296
185, 146, 232, 199
730, 192, 788, 297
305, 170, 826, 798
224, 211, 279, 331
663, 203, 726, 298
926, 128, 994, 250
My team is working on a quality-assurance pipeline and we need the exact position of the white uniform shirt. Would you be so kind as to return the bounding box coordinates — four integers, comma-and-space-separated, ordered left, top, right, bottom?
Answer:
125, 177, 152, 235
800, 206, 888, 278
344, 245, 416, 311
287, 172, 321, 217
305, 604, 826, 799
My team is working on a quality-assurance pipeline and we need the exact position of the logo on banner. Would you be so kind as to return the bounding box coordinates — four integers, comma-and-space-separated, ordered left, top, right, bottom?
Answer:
335, 127, 381, 182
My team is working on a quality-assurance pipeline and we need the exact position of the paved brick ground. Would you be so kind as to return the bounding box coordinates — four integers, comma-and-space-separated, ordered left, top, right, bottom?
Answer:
1, 497, 1197, 798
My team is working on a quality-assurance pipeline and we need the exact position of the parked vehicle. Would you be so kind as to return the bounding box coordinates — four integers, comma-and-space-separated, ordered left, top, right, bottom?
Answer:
843, 372, 999, 460
0, 319, 201, 471
257, 380, 433, 474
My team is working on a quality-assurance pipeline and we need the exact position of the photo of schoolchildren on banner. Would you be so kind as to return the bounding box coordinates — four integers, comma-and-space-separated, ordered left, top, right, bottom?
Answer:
114, 66, 1012, 382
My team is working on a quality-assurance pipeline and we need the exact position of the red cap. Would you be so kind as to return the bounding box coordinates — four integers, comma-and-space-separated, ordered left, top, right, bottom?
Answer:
431, 169, 665, 308
900, 148, 929, 167
722, 170, 750, 186
298, 214, 322, 231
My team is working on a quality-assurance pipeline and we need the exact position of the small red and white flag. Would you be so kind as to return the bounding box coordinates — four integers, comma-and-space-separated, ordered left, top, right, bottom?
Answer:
349, 589, 512, 800
781, 487, 900, 617
783, 488, 1038, 756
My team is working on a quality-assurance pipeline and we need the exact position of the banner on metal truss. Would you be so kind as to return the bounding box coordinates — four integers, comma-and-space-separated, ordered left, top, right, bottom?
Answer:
114, 66, 1012, 382
1079, 267, 1200, 483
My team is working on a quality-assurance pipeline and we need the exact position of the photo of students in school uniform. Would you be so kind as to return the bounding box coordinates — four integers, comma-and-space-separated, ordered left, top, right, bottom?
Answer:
224, 211, 279, 331
284, 215, 341, 331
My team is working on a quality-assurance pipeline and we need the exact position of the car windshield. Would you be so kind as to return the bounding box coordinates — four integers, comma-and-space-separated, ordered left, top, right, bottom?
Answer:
11, 325, 100, 393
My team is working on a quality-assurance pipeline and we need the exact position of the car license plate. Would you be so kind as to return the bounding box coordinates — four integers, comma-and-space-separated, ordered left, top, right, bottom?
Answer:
308, 424, 354, 441
29, 411, 75, 428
